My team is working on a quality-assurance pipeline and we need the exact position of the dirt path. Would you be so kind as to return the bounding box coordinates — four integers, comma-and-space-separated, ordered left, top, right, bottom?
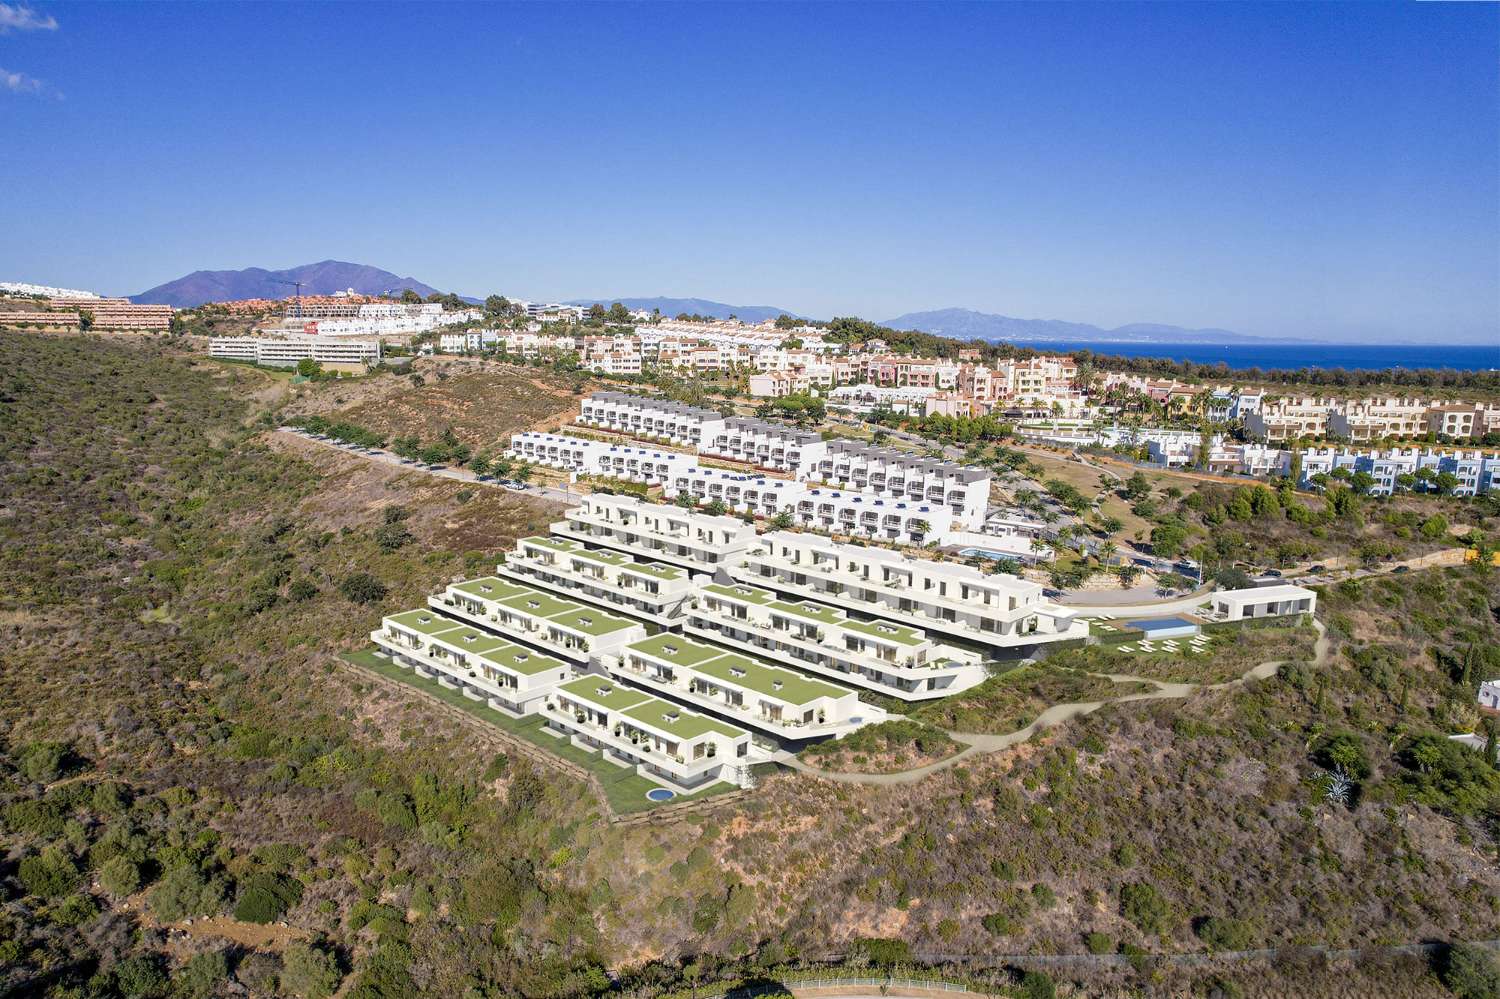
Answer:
782, 619, 1328, 785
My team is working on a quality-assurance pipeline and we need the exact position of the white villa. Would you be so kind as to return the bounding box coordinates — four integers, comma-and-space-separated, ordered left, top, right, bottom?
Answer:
543, 675, 754, 790
371, 608, 572, 716
610, 633, 868, 739
684, 579, 986, 700
429, 576, 646, 663
498, 535, 695, 624
552, 494, 757, 570
577, 392, 725, 447
1206, 585, 1318, 622
730, 531, 1089, 653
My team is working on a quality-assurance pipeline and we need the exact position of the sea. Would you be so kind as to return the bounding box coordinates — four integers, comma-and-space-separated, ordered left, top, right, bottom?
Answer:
1002, 340, 1498, 373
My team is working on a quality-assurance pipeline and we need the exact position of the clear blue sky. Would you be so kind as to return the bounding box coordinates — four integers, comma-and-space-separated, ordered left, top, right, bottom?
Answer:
3, 2, 1496, 342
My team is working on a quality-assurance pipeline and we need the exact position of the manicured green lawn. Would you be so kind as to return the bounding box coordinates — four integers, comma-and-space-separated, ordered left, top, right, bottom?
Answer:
341, 650, 734, 814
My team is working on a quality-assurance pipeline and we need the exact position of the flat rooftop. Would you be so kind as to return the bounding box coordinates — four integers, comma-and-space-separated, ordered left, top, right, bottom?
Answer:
621, 700, 745, 740
702, 582, 777, 605
386, 609, 464, 636
559, 676, 653, 713
450, 577, 532, 601
841, 616, 928, 647
474, 644, 566, 677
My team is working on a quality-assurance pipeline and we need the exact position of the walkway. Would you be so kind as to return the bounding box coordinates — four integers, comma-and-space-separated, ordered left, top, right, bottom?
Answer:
780, 618, 1327, 786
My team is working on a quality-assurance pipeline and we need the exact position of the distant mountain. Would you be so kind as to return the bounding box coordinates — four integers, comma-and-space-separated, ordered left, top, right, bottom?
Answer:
132, 260, 445, 308
881, 307, 1287, 345
564, 297, 801, 324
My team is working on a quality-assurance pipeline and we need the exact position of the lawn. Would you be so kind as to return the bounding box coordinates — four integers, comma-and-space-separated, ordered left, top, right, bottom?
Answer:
341, 650, 735, 814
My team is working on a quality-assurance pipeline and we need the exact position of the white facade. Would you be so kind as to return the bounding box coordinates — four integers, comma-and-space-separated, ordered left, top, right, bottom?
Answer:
731, 531, 1089, 653
1478, 679, 1500, 713
438, 330, 501, 353
1207, 585, 1317, 622
542, 675, 753, 790
498, 535, 695, 625
578, 391, 726, 448
209, 335, 381, 367
1299, 446, 1500, 496
685, 580, 986, 700
371, 608, 572, 716
609, 632, 868, 738
553, 494, 758, 570
815, 440, 991, 529
429, 576, 647, 663
701, 417, 827, 476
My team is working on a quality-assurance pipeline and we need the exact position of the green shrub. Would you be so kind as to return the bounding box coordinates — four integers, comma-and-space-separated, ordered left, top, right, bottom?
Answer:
113, 954, 168, 998
281, 941, 343, 999
99, 855, 142, 897
851, 937, 912, 966
233, 872, 305, 924
18, 847, 80, 899
49, 892, 99, 927
339, 572, 388, 605
176, 949, 229, 999
1020, 971, 1056, 999
1441, 943, 1500, 999
147, 865, 226, 922
1120, 882, 1173, 936
1085, 932, 1113, 954
1195, 915, 1254, 951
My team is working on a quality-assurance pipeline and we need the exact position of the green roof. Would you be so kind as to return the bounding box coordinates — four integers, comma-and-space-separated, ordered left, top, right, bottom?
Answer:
559, 676, 653, 712
621, 701, 745, 740
498, 590, 578, 619
548, 607, 637, 637
451, 577, 531, 601
619, 561, 684, 580
703, 582, 776, 605
628, 633, 726, 668
571, 547, 631, 567
386, 609, 464, 636
691, 653, 848, 705
475, 644, 567, 677
520, 536, 579, 553
768, 600, 844, 626
842, 617, 927, 647
429, 626, 510, 654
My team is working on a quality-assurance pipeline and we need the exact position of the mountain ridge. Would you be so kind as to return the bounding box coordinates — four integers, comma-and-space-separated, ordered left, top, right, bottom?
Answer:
880, 307, 1291, 344
131, 260, 444, 308
563, 297, 801, 324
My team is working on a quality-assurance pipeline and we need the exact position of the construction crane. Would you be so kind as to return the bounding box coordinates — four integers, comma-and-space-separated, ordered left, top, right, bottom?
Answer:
270, 279, 306, 318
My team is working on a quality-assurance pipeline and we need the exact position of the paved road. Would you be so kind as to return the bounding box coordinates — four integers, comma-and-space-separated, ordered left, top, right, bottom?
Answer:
778, 618, 1328, 786
276, 428, 578, 506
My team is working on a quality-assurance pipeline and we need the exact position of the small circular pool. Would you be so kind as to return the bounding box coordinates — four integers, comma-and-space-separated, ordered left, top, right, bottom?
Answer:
645, 788, 676, 802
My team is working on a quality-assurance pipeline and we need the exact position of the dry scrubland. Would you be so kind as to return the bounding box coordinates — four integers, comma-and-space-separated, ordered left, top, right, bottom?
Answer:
1, 331, 1498, 998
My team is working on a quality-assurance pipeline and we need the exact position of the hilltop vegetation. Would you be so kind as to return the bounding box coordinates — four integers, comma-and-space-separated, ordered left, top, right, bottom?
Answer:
1, 332, 1498, 998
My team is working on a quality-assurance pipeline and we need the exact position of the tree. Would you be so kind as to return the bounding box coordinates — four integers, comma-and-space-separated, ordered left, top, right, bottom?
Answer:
99, 855, 142, 896
282, 941, 343, 999
77, 308, 95, 331
484, 294, 511, 315
1441, 943, 1500, 999
400, 289, 422, 304
1150, 522, 1188, 558
176, 950, 230, 999
1123, 472, 1152, 500
339, 573, 387, 605
606, 301, 631, 324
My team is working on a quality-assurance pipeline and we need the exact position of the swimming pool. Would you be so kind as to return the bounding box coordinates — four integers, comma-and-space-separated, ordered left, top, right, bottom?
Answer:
958, 547, 1022, 562
645, 788, 676, 802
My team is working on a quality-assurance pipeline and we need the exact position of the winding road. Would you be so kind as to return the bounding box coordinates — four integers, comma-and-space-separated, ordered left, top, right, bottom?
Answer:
778, 619, 1328, 785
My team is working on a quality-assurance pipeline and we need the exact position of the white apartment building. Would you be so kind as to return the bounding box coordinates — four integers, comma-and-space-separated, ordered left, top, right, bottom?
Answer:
371, 608, 572, 716
609, 632, 868, 739
701, 417, 827, 476
827, 384, 936, 416
438, 330, 501, 353
577, 392, 726, 448
1326, 398, 1430, 441
429, 576, 646, 663
731, 531, 1089, 653
209, 336, 381, 368
685, 580, 986, 700
508, 432, 704, 484
815, 440, 991, 528
1206, 585, 1317, 622
1299, 446, 1500, 496
499, 535, 695, 624
542, 675, 753, 791
552, 494, 758, 570
1244, 398, 1334, 441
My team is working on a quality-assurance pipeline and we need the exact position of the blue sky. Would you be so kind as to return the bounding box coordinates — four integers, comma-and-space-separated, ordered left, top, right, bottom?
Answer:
2, 2, 1496, 343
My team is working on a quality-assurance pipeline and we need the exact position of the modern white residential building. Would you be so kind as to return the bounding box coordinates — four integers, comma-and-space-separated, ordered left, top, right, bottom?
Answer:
371, 608, 572, 716
577, 392, 726, 447
552, 494, 757, 570
506, 432, 703, 484
684, 579, 986, 700
664, 466, 808, 520
609, 633, 868, 738
827, 384, 937, 416
499, 536, 696, 625
1206, 585, 1317, 622
1478, 679, 1500, 714
429, 576, 646, 663
209, 336, 382, 368
542, 675, 754, 790
731, 531, 1089, 653
701, 417, 827, 476
438, 330, 501, 353
814, 441, 992, 528
1299, 446, 1500, 496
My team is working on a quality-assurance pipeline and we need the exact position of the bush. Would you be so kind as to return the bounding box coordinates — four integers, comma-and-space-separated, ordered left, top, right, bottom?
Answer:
99, 855, 142, 896
233, 871, 305, 923
1399, 734, 1500, 817
148, 865, 226, 922
1195, 915, 1254, 951
1085, 931, 1113, 954
177, 949, 229, 999
373, 522, 413, 552
851, 937, 912, 966
1120, 882, 1173, 936
1020, 971, 1056, 999
339, 573, 388, 605
49, 892, 99, 927
1314, 731, 1372, 780
282, 941, 343, 999
19, 741, 73, 783
113, 954, 168, 998
18, 846, 80, 899
1441, 942, 1500, 999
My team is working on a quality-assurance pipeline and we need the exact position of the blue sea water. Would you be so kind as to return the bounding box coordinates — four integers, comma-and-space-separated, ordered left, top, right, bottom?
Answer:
1003, 340, 1498, 373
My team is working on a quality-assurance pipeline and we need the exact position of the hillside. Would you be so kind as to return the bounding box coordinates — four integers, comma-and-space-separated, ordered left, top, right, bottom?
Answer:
882, 307, 1275, 344
564, 296, 801, 323
1, 332, 1498, 997
132, 260, 445, 307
